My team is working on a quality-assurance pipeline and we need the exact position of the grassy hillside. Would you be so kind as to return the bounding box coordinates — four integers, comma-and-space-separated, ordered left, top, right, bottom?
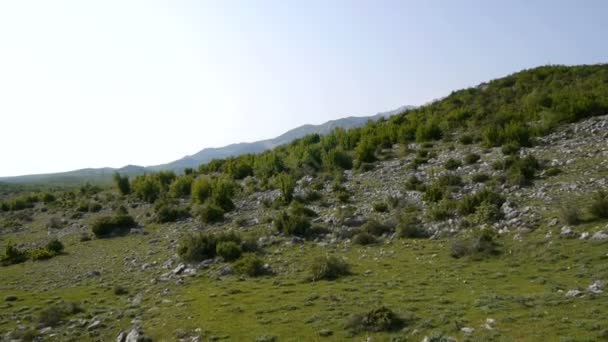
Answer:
1, 64, 608, 341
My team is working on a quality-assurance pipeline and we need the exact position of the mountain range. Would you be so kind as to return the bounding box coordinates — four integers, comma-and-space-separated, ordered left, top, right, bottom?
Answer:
0, 105, 412, 185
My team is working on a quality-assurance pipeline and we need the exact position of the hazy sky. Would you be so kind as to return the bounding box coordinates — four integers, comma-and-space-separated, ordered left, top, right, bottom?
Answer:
1, 1, 607, 177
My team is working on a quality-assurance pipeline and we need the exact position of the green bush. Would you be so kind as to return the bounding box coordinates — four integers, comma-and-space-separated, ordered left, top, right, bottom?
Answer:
154, 201, 190, 223
277, 173, 296, 204
405, 175, 426, 191
362, 219, 392, 236
346, 306, 405, 333
423, 184, 446, 203
216, 241, 242, 261
415, 121, 442, 142
91, 214, 137, 238
444, 158, 462, 170
372, 202, 389, 213
464, 153, 480, 164
323, 149, 353, 171
211, 177, 236, 211
29, 248, 55, 261
274, 211, 311, 237
113, 172, 131, 195
472, 173, 491, 183
459, 134, 474, 145
544, 167, 562, 177
427, 200, 456, 222
355, 138, 376, 163
178, 232, 241, 263
131, 175, 161, 203
233, 254, 266, 277
501, 142, 520, 155
1, 242, 28, 266
352, 232, 377, 245
309, 255, 350, 281
450, 229, 499, 259
38, 302, 83, 327
396, 208, 428, 238
589, 190, 608, 219
45, 239, 64, 254
457, 188, 505, 216
559, 205, 581, 225
198, 203, 225, 223
169, 176, 193, 198
191, 176, 213, 204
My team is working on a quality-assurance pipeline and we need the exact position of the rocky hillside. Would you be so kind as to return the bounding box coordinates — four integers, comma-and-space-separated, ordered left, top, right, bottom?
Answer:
1, 65, 608, 341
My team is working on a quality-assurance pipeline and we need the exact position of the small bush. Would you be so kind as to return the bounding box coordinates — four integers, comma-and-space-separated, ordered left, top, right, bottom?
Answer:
459, 134, 474, 145
198, 203, 225, 223
216, 241, 242, 261
29, 248, 55, 261
178, 232, 241, 263
169, 176, 193, 198
444, 158, 462, 170
352, 232, 377, 245
114, 286, 129, 295
309, 255, 350, 281
191, 176, 213, 204
464, 153, 480, 164
46, 217, 64, 229
154, 202, 190, 223
233, 254, 266, 277
45, 239, 64, 254
501, 142, 520, 155
91, 214, 137, 238
423, 184, 446, 203
427, 200, 456, 222
372, 202, 389, 213
471, 173, 491, 183
559, 205, 581, 225
38, 302, 83, 327
457, 188, 505, 216
589, 190, 608, 219
346, 306, 405, 333
274, 211, 311, 237
405, 175, 426, 191
450, 229, 499, 259
1, 242, 28, 266
362, 219, 392, 236
396, 209, 428, 238
544, 167, 562, 177
113, 172, 131, 195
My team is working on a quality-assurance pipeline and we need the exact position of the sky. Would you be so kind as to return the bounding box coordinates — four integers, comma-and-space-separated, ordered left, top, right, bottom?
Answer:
1, 1, 607, 177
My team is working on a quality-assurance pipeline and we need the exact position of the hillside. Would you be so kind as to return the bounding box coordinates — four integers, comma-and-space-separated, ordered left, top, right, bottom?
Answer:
0, 106, 412, 185
1, 64, 608, 341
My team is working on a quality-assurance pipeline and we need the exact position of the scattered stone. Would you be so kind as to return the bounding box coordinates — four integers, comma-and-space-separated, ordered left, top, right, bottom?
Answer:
461, 327, 474, 334
485, 318, 496, 330
565, 289, 584, 298
591, 231, 608, 241
87, 270, 101, 277
40, 326, 52, 334
588, 280, 605, 294
172, 264, 186, 275
560, 226, 577, 238
318, 329, 333, 337
87, 320, 102, 330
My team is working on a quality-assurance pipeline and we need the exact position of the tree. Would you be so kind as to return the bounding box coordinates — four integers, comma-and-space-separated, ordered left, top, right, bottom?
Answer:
113, 172, 131, 195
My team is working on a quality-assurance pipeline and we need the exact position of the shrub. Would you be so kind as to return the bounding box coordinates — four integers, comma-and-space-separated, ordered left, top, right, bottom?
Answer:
362, 219, 392, 236
274, 211, 311, 237
323, 149, 353, 170
450, 229, 499, 259
211, 178, 236, 211
289, 202, 318, 217
1, 242, 28, 266
415, 121, 442, 142
114, 286, 129, 295
423, 184, 446, 203
277, 173, 296, 204
336, 190, 350, 203
198, 203, 225, 223
482, 126, 503, 148
169, 176, 193, 198
346, 306, 405, 333
464, 153, 480, 164
559, 205, 581, 225
501, 142, 520, 155
427, 200, 456, 221
352, 232, 377, 245
233, 254, 266, 277
191, 177, 213, 204
113, 172, 131, 195
46, 217, 64, 229
405, 175, 426, 191
309, 255, 350, 281
91, 214, 137, 238
436, 174, 463, 187
131, 176, 161, 203
45, 239, 64, 254
544, 167, 562, 177
355, 138, 376, 163
29, 248, 55, 261
154, 202, 190, 223
472, 173, 491, 183
470, 201, 503, 224
372, 202, 389, 213
38, 302, 83, 327
216, 241, 242, 261
457, 188, 505, 216
41, 192, 56, 204
589, 190, 608, 219
444, 158, 462, 170
178, 232, 241, 263
459, 134, 474, 145
396, 208, 428, 238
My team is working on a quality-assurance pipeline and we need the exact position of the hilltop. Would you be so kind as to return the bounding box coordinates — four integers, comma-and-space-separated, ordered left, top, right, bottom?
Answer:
1, 64, 608, 341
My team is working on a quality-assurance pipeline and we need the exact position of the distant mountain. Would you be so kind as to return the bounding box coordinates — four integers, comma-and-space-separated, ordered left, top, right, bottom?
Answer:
149, 105, 413, 171
0, 105, 412, 184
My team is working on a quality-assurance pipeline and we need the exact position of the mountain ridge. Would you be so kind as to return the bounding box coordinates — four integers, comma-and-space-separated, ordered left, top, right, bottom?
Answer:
0, 105, 412, 184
